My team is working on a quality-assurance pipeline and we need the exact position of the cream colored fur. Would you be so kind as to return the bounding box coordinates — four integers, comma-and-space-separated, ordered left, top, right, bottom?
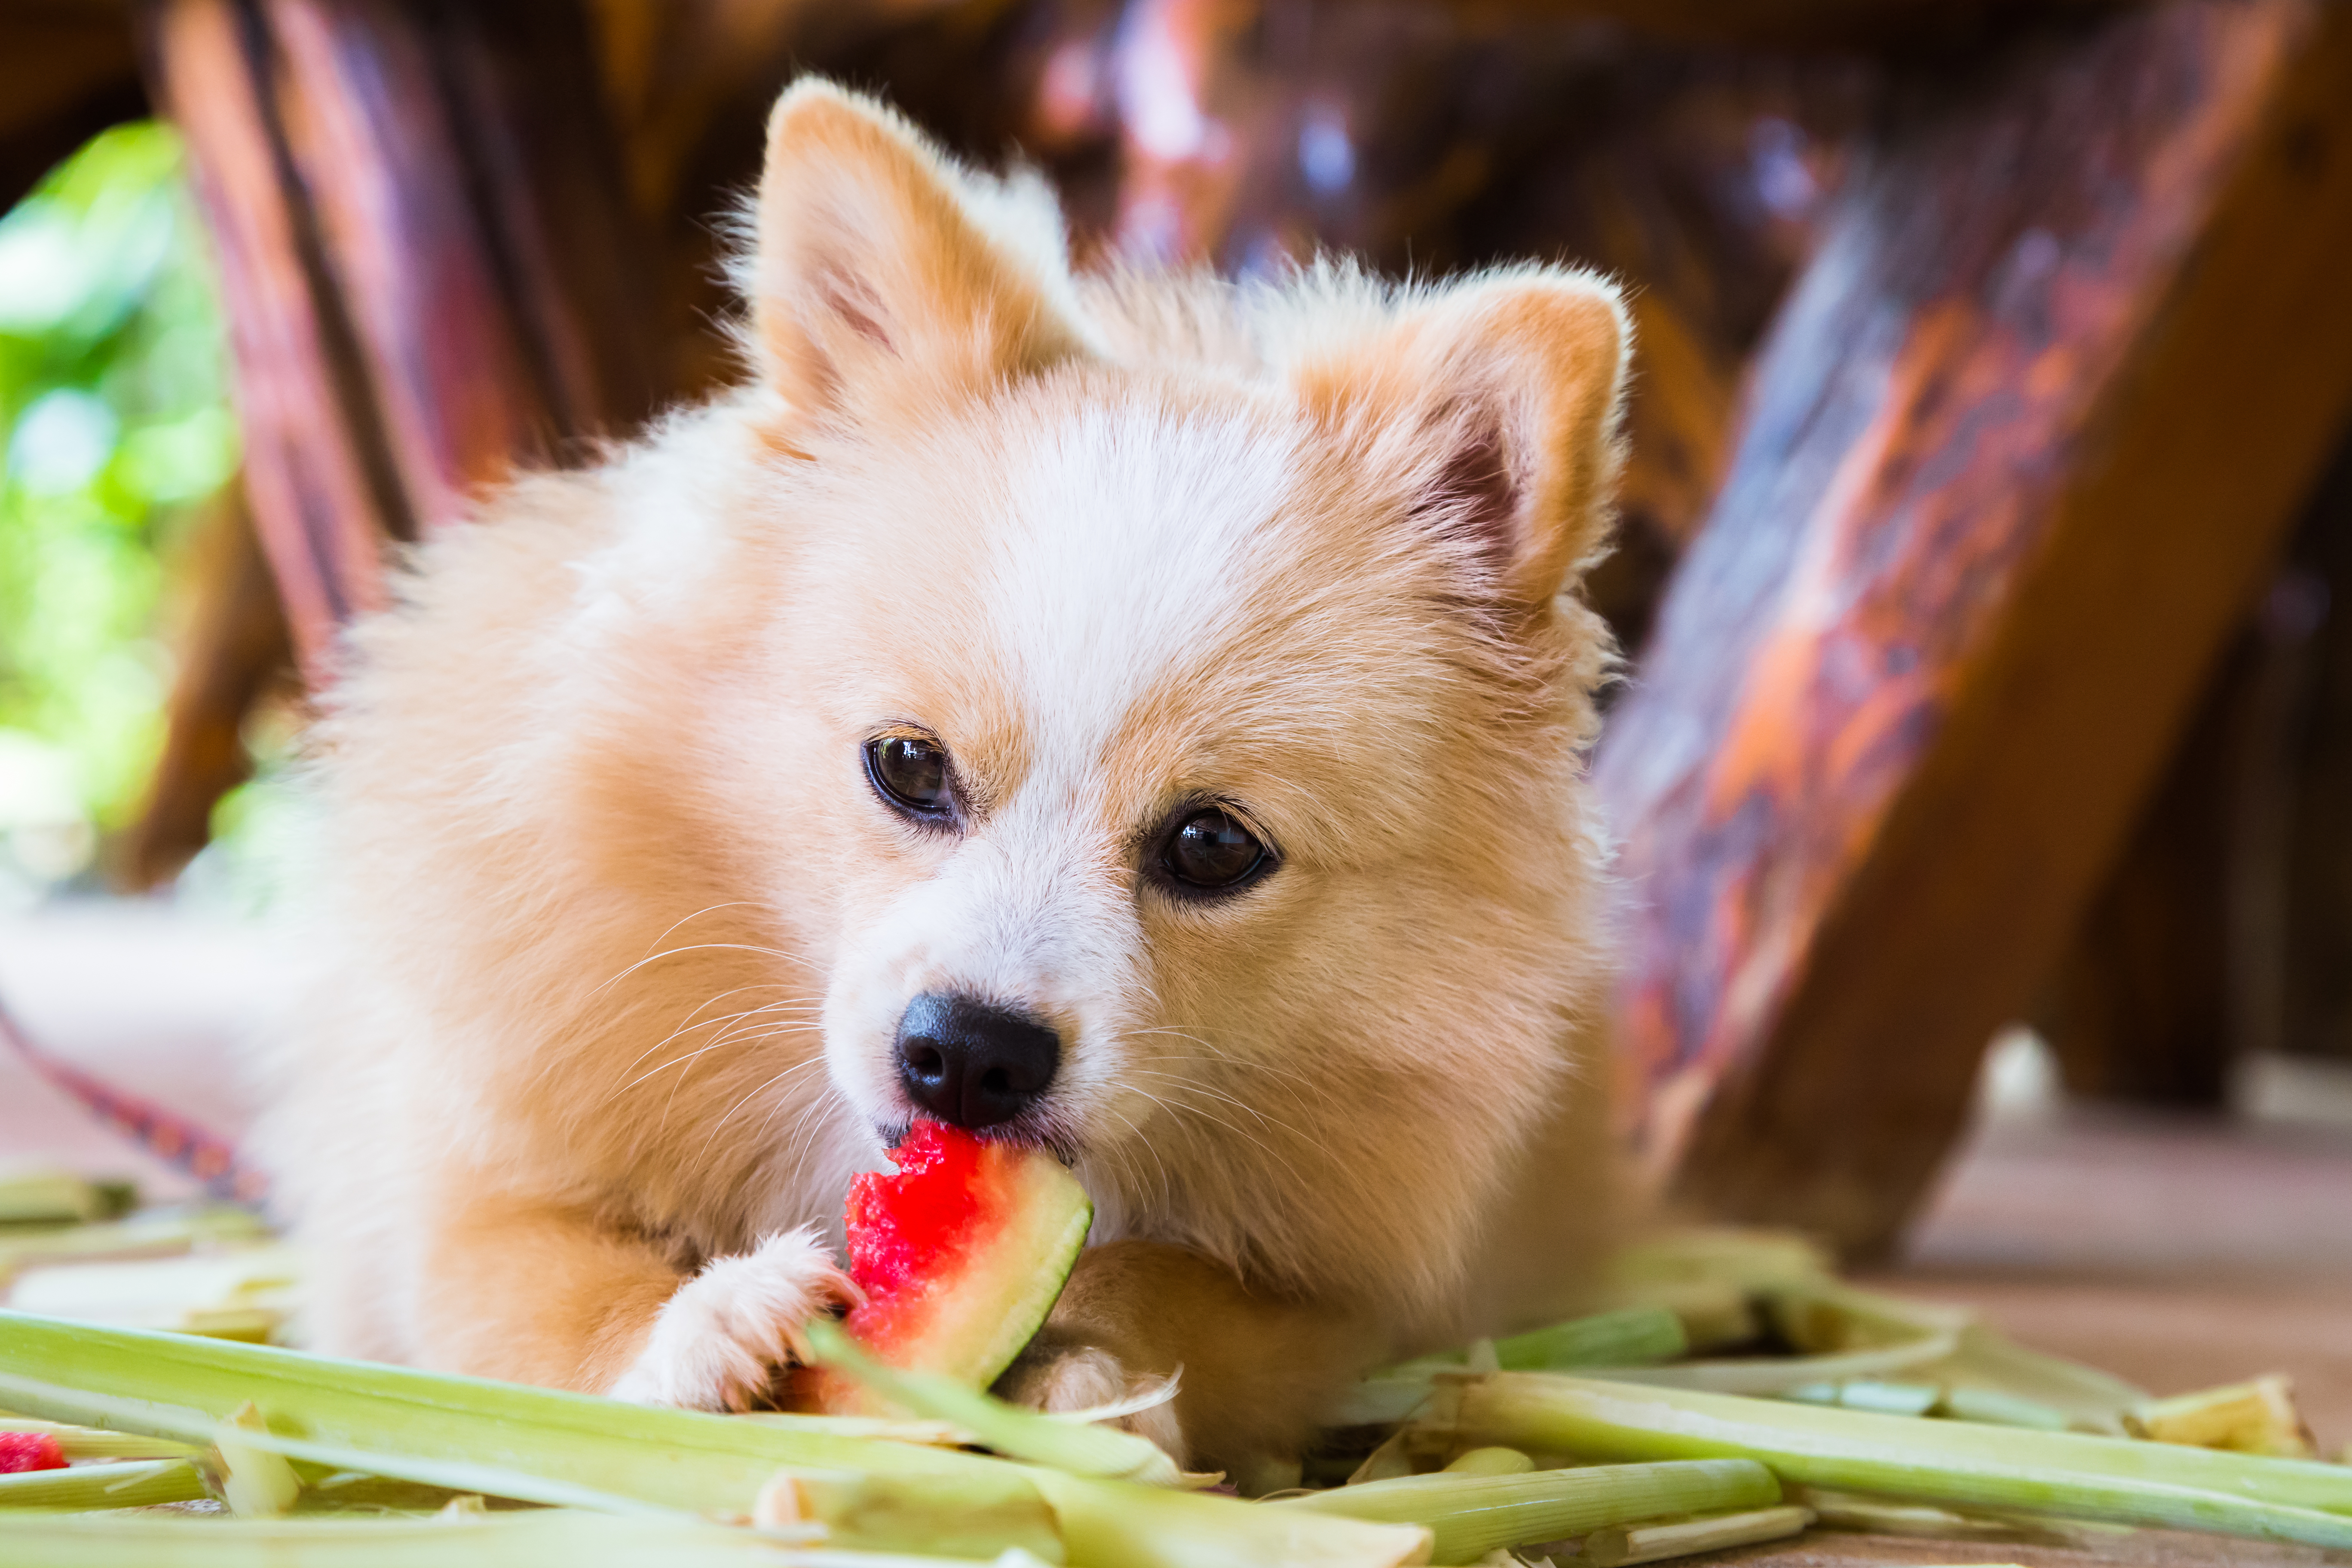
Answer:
255, 78, 1631, 1473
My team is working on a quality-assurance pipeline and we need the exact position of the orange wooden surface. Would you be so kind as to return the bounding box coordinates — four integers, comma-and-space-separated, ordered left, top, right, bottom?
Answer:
1596, 0, 2352, 1251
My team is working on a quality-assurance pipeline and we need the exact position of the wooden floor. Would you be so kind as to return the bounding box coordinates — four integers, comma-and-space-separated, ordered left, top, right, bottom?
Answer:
3, 905, 2350, 1562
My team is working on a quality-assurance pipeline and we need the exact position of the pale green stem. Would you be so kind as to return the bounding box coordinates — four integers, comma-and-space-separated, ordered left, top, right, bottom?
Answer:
0, 1311, 1427, 1568
1583, 1503, 1813, 1566
1439, 1374, 2352, 1549
0, 1457, 209, 1510
1274, 1458, 1778, 1563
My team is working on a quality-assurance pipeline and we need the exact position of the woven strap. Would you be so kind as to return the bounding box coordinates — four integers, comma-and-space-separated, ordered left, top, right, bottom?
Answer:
0, 994, 263, 1203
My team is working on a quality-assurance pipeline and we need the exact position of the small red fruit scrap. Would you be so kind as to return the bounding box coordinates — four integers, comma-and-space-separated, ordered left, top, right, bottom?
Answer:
0, 1432, 67, 1473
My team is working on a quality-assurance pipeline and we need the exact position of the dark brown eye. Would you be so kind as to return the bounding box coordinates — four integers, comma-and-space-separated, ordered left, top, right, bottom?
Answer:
1162, 807, 1269, 891
866, 735, 952, 818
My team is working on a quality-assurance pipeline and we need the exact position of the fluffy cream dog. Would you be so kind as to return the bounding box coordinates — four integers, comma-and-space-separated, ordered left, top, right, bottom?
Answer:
259, 78, 1629, 1477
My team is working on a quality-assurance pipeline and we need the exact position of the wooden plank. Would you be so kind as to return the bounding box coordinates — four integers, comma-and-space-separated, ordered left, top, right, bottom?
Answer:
1595, 0, 2352, 1253
138, 0, 655, 670
2276, 446, 2352, 1066
141, 0, 401, 671
119, 485, 296, 891
2035, 640, 2249, 1106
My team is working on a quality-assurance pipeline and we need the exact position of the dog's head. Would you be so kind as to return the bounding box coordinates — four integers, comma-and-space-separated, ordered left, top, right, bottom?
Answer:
724, 83, 1628, 1310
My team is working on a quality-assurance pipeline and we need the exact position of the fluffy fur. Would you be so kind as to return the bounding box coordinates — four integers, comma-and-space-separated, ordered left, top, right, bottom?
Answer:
257, 79, 1631, 1475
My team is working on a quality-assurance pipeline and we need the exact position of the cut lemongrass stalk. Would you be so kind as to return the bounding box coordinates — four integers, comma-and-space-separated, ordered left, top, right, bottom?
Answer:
751, 1467, 1063, 1562
1336, 1308, 1688, 1428
1607, 1228, 1831, 1292
1920, 1325, 2146, 1434
0, 1307, 1003, 1516
9, 1246, 303, 1341
1796, 1488, 2017, 1537
1596, 1285, 1962, 1397
1935, 1387, 2070, 1432
1790, 1485, 2082, 1546
2133, 1375, 2316, 1458
217, 1400, 302, 1518
1027, 1470, 1434, 1568
0, 1311, 1425, 1568
1581, 1503, 1813, 1566
1492, 1310, 1687, 1375
802, 1320, 1180, 1486
1782, 1381, 1940, 1417
1348, 1432, 1416, 1485
0, 1457, 210, 1510
1443, 1449, 1534, 1476
0, 1207, 270, 1287
738, 1413, 973, 1446
0, 1509, 934, 1567
1274, 1458, 1779, 1563
0, 1170, 123, 1227
0, 1415, 200, 1460
1436, 1373, 2352, 1548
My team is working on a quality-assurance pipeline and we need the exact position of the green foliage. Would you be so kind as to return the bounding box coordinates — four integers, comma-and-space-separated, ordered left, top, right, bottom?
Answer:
0, 120, 239, 896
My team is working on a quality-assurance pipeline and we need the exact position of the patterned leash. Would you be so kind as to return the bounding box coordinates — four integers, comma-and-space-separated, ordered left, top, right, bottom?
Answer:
0, 991, 264, 1204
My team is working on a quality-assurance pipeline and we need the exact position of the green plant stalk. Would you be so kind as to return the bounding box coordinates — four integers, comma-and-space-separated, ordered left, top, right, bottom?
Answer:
0, 1457, 210, 1510
1920, 1325, 2146, 1433
1439, 1448, 1533, 1476
0, 1509, 969, 1567
1595, 1283, 1963, 1396
0, 1312, 1428, 1568
1332, 1307, 1691, 1426
218, 1401, 303, 1517
761, 1468, 1063, 1563
0, 1308, 998, 1510
1039, 1472, 1431, 1568
1491, 1308, 1688, 1373
1935, 1387, 2070, 1432
0, 1414, 201, 1459
1582, 1503, 1812, 1567
0, 1207, 269, 1283
1438, 1374, 2352, 1548
1274, 1458, 1778, 1563
802, 1320, 1179, 1485
0, 1170, 126, 1227
1782, 1381, 1940, 1417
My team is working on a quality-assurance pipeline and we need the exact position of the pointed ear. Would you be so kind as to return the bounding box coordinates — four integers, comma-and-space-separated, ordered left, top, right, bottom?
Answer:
1295, 271, 1631, 612
749, 80, 1089, 416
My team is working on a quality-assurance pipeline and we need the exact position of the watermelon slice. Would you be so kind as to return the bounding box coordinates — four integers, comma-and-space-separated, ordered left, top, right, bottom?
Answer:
797, 1120, 1090, 1412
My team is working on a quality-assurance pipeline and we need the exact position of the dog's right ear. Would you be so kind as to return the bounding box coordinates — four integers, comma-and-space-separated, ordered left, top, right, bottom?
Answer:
749, 80, 1088, 420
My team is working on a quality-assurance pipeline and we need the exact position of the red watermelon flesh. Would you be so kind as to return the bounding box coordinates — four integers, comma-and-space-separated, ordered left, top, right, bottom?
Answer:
800, 1119, 1090, 1411
0, 1432, 67, 1473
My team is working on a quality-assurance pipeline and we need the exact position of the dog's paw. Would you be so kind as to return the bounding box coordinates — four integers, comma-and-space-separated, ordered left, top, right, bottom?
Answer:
609, 1226, 860, 1411
995, 1340, 1186, 1459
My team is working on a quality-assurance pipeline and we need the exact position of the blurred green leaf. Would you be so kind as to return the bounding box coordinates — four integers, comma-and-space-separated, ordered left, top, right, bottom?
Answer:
0, 120, 239, 897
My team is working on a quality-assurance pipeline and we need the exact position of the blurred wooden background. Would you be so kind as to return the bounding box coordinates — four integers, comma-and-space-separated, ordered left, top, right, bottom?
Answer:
9, 0, 2352, 1257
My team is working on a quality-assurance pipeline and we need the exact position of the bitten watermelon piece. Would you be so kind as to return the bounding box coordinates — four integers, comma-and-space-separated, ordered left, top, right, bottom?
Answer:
0, 1432, 67, 1473
802, 1120, 1090, 1411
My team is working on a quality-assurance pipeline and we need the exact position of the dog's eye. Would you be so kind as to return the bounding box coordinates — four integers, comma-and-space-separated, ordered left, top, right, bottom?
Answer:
1161, 807, 1268, 891
866, 735, 952, 818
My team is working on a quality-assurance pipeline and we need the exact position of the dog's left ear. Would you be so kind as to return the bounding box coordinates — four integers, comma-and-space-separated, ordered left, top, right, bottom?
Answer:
750, 79, 1088, 418
1296, 271, 1630, 612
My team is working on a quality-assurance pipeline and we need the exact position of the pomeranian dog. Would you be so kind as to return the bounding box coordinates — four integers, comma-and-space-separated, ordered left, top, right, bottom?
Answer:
257, 78, 1630, 1477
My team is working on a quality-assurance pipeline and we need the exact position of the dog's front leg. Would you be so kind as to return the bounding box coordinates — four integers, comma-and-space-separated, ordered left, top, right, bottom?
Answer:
994, 1240, 1381, 1488
414, 1188, 855, 1411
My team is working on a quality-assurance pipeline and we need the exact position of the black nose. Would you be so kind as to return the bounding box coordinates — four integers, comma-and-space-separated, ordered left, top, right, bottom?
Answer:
894, 993, 1060, 1130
